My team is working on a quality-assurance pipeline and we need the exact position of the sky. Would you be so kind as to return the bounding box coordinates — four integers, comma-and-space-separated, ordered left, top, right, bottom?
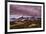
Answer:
10, 5, 41, 17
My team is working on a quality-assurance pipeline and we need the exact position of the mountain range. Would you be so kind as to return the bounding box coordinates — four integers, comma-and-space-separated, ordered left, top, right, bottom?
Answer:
10, 16, 41, 22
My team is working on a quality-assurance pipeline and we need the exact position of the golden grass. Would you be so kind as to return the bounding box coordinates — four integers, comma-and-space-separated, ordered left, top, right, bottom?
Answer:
10, 20, 41, 29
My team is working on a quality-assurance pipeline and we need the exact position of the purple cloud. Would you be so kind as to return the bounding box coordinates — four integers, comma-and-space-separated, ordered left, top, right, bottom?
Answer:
10, 5, 41, 16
